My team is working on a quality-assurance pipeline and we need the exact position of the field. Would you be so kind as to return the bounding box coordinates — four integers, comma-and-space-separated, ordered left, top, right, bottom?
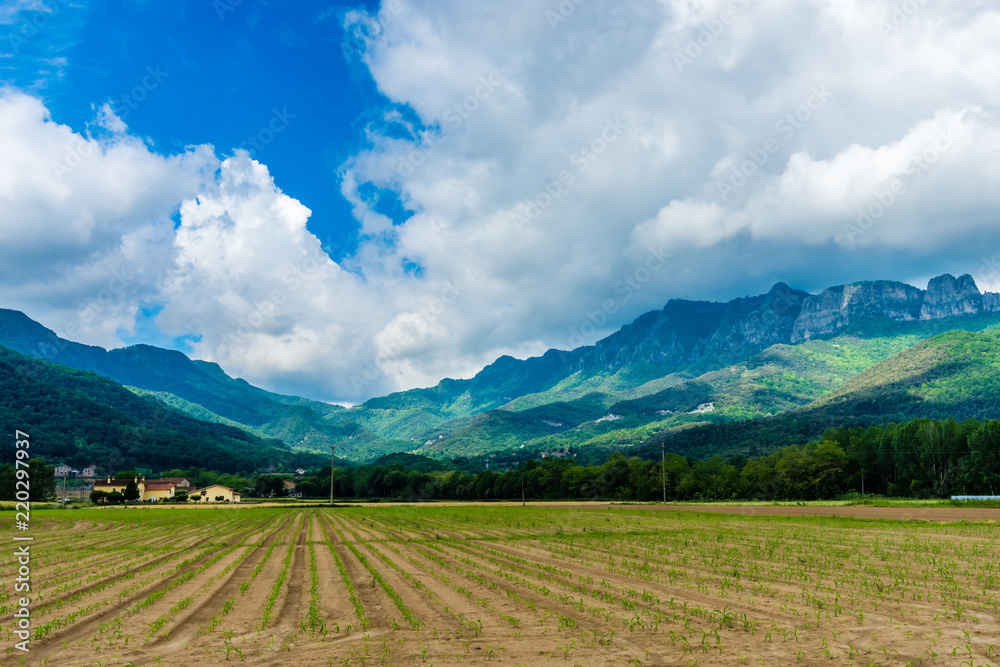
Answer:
2, 505, 1000, 666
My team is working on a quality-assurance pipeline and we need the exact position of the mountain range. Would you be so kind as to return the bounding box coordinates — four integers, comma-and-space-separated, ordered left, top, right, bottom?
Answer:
3, 272, 1000, 469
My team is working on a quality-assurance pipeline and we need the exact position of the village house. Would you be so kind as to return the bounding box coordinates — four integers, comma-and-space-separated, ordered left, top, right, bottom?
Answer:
93, 476, 176, 502
54, 464, 72, 477
193, 484, 241, 503
91, 477, 241, 503
283, 479, 301, 498
81, 464, 98, 478
159, 477, 194, 493
143, 480, 176, 501
93, 476, 146, 498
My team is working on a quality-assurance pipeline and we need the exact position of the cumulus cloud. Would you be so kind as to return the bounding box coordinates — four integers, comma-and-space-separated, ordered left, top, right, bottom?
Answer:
3, 0, 1000, 404
333, 0, 1000, 396
0, 90, 217, 346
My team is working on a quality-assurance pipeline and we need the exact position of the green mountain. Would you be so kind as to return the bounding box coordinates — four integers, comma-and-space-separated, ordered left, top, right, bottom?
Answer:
0, 346, 323, 473
410, 312, 1000, 460
0, 309, 394, 459
634, 328, 1000, 461
4, 273, 1000, 465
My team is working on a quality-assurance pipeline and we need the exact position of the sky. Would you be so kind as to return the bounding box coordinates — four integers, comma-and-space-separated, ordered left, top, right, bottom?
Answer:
1, 0, 998, 405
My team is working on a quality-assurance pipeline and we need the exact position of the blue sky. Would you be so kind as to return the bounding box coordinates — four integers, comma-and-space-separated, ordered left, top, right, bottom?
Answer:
2, 0, 386, 258
1, 1, 999, 404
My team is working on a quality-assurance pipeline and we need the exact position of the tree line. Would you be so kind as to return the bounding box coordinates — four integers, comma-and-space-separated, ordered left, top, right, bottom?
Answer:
5, 415, 999, 503
297, 416, 1000, 501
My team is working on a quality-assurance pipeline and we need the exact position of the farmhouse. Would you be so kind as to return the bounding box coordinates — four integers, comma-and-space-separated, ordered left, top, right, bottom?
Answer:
93, 476, 177, 501
93, 476, 145, 497
193, 484, 241, 503
91, 477, 240, 503
143, 480, 176, 501
159, 477, 194, 493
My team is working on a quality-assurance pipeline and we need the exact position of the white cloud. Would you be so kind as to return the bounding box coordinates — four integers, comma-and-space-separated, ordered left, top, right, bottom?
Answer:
0, 90, 217, 346
94, 102, 127, 134
0, 1, 47, 25
3, 0, 1000, 404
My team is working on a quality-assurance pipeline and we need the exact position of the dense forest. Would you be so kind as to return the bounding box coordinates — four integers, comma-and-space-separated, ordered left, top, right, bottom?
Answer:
297, 416, 1000, 501
0, 347, 325, 473
4, 416, 998, 503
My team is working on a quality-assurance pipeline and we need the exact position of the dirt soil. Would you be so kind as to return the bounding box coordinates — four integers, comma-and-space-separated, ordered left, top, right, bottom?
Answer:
11, 505, 1000, 666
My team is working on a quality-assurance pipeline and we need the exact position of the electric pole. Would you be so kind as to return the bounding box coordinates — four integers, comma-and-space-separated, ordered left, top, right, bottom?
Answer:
662, 443, 666, 503
330, 445, 335, 506
521, 473, 525, 507
62, 472, 68, 506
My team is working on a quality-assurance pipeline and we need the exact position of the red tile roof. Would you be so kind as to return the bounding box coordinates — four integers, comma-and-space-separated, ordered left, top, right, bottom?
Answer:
144, 481, 175, 490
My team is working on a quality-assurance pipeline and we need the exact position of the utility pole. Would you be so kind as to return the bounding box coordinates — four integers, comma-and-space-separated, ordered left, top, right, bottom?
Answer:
330, 445, 335, 506
62, 472, 68, 506
521, 473, 525, 507
661, 444, 666, 503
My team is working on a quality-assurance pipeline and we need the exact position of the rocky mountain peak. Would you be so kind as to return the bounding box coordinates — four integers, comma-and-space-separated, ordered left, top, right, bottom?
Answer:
792, 274, 999, 342
921, 273, 982, 319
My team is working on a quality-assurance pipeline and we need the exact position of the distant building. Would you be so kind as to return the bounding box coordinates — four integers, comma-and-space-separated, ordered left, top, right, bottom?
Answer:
143, 481, 176, 501
159, 477, 194, 493
54, 464, 72, 477
94, 476, 145, 498
283, 480, 301, 498
193, 485, 241, 503
93, 476, 175, 501
81, 464, 98, 478
295, 468, 307, 476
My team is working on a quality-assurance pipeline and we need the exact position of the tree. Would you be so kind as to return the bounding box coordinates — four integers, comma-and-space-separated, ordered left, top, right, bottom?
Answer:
124, 480, 140, 501
90, 490, 108, 504
963, 421, 1000, 495
808, 441, 848, 498
0, 458, 56, 502
189, 493, 201, 501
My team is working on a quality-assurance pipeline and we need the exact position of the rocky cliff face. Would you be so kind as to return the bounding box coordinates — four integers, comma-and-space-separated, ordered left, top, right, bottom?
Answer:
791, 273, 998, 342
464, 273, 1000, 404
921, 273, 983, 319
576, 282, 809, 377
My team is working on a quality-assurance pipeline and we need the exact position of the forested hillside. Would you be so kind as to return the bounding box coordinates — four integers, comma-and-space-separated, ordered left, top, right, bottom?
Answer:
0, 346, 323, 473
294, 416, 1000, 501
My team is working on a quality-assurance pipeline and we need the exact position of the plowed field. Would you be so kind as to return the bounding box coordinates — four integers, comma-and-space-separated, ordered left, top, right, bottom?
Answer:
4, 505, 999, 665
